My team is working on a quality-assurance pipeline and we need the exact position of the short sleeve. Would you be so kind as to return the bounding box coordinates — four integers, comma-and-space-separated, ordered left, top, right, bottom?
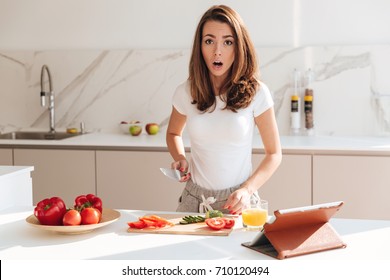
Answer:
172, 81, 189, 116
253, 82, 274, 117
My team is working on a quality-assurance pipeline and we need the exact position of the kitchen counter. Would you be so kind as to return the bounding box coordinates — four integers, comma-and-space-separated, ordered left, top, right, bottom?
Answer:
1, 131, 390, 155
1, 206, 389, 260
0, 166, 33, 211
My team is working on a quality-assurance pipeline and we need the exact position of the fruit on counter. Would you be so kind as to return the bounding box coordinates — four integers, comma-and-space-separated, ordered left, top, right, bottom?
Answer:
80, 207, 101, 225
62, 209, 82, 226
129, 121, 142, 136
179, 215, 205, 224
145, 123, 160, 135
66, 127, 78, 134
128, 215, 174, 229
129, 125, 142, 136
34, 196, 67, 226
74, 193, 103, 213
205, 210, 224, 219
205, 217, 235, 230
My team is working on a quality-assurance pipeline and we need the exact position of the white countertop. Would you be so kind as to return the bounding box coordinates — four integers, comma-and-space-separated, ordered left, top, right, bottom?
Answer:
0, 166, 34, 178
1, 130, 390, 155
1, 206, 390, 260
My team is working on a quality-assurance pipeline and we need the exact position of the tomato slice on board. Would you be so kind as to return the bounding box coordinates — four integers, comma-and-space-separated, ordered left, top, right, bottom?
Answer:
222, 218, 235, 229
128, 220, 147, 229
205, 218, 226, 230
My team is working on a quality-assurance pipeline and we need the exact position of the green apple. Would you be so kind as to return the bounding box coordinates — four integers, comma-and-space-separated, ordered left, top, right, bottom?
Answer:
145, 123, 159, 135
129, 124, 142, 136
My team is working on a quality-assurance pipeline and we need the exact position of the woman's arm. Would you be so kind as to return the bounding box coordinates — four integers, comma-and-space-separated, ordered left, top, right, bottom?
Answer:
224, 107, 282, 214
166, 106, 191, 181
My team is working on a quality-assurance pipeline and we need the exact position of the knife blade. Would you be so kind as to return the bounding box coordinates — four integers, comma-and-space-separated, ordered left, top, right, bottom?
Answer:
160, 168, 182, 181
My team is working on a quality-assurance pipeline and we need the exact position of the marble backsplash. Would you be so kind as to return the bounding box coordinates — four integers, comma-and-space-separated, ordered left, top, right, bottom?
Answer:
1, 45, 390, 137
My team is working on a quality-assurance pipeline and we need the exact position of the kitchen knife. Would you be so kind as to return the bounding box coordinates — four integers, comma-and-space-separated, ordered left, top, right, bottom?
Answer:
160, 168, 182, 181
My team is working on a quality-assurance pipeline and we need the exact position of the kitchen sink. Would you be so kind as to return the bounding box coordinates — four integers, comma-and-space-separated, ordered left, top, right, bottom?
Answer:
0, 131, 84, 140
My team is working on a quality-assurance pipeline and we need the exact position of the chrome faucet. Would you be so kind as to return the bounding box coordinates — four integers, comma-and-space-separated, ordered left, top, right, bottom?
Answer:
40, 65, 55, 133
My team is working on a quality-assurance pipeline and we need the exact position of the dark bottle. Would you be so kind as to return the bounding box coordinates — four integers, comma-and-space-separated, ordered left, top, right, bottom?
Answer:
304, 89, 313, 129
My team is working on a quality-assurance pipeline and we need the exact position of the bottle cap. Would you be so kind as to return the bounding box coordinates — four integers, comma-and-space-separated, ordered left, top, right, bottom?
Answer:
304, 95, 313, 101
291, 95, 299, 101
305, 89, 313, 96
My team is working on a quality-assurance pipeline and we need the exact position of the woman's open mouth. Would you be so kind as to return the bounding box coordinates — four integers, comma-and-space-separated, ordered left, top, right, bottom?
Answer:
212, 60, 223, 69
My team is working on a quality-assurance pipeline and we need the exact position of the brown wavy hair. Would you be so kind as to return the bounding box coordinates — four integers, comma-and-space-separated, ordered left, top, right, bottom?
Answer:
189, 5, 260, 113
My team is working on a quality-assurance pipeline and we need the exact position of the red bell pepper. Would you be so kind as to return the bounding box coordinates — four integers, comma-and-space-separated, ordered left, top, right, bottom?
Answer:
34, 197, 67, 226
74, 193, 103, 213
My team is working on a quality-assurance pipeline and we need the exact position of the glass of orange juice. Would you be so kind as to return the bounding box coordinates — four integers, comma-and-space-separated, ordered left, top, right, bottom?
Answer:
242, 199, 268, 230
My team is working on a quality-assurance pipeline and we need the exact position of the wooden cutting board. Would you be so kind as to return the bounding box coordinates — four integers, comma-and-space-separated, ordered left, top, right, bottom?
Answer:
127, 213, 236, 236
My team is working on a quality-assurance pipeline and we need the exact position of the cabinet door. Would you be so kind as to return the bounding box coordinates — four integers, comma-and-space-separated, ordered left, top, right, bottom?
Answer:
0, 148, 13, 165
96, 151, 184, 211
252, 154, 312, 213
14, 149, 95, 206
313, 155, 390, 219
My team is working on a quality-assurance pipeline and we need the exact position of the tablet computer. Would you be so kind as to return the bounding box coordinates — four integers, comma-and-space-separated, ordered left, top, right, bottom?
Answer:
242, 201, 346, 259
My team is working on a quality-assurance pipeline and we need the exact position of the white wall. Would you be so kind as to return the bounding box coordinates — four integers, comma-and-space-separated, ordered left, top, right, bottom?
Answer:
1, 0, 390, 137
1, 0, 389, 50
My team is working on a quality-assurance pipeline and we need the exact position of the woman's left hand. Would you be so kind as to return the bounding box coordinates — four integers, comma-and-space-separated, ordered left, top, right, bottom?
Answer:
224, 188, 251, 215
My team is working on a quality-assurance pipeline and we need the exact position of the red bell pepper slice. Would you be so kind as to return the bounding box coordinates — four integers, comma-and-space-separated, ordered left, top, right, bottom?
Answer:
34, 197, 67, 226
74, 194, 103, 213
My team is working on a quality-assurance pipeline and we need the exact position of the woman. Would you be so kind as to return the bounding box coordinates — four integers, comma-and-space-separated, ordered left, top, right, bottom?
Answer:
166, 5, 282, 215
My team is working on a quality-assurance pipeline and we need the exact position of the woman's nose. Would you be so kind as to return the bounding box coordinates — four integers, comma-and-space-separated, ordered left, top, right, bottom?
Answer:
214, 43, 222, 56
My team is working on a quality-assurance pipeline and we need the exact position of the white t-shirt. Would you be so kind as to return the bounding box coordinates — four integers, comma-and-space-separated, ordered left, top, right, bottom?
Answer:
172, 80, 274, 190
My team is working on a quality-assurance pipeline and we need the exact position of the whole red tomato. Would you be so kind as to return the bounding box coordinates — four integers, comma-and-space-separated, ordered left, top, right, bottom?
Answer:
62, 209, 82, 226
81, 208, 101, 225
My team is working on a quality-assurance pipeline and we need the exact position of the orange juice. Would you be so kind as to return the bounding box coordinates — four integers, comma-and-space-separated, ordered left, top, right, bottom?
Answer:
242, 208, 268, 227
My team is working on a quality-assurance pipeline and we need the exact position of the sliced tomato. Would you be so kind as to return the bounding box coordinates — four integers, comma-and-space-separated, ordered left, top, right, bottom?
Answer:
205, 218, 226, 230
222, 218, 235, 229
128, 220, 147, 229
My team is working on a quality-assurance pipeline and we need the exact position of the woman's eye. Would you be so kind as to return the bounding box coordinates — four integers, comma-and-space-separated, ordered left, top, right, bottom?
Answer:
224, 40, 234, 46
205, 39, 213, 45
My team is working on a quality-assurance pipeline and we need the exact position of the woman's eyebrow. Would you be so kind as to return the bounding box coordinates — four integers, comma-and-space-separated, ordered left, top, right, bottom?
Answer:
203, 34, 234, 39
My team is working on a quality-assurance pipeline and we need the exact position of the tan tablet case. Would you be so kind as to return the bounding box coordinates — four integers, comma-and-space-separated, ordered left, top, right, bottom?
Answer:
242, 201, 347, 259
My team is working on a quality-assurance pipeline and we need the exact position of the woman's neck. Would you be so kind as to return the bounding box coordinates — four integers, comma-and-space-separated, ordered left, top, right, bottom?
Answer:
210, 75, 226, 96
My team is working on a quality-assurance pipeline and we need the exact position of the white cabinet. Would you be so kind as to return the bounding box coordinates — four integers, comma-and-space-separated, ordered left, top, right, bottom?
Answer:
0, 166, 34, 211
5, 145, 390, 220
14, 149, 96, 206
252, 154, 312, 213
96, 150, 184, 211
313, 155, 390, 219
0, 148, 13, 165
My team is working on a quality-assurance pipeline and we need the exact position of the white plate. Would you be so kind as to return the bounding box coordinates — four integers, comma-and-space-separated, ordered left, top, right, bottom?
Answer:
26, 208, 121, 234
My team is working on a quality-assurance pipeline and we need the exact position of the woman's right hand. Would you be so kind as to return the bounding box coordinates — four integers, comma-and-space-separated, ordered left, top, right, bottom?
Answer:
171, 159, 191, 182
